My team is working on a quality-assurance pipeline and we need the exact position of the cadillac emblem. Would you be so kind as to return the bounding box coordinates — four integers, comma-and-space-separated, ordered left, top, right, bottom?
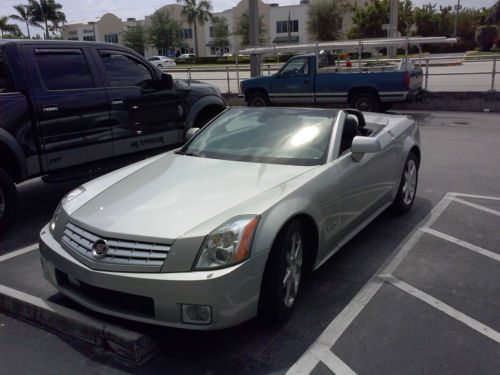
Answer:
92, 239, 108, 259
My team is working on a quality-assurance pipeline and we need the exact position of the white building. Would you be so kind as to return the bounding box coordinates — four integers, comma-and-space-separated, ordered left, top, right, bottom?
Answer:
63, 1, 368, 58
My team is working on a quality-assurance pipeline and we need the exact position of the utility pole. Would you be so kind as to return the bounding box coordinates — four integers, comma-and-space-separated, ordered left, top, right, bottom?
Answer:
453, 0, 461, 37
388, 0, 398, 59
249, 0, 260, 77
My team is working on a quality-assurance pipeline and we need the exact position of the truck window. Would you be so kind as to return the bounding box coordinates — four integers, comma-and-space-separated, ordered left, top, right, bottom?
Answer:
99, 52, 153, 89
280, 57, 309, 78
0, 50, 13, 93
35, 49, 95, 90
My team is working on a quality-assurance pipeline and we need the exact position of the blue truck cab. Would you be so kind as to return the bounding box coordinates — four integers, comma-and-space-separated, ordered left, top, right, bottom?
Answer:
241, 53, 423, 112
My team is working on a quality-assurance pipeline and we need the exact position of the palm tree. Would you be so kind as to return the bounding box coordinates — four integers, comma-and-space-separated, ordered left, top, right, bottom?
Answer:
10, 4, 41, 39
29, 0, 66, 39
176, 0, 213, 57
0, 16, 19, 38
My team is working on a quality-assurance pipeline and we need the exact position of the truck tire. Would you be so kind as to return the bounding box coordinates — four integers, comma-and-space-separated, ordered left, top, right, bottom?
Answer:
0, 168, 17, 237
248, 91, 270, 107
349, 92, 381, 112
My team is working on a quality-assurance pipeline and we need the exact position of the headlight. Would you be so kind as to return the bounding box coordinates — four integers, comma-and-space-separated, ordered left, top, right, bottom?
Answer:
50, 202, 62, 232
50, 186, 85, 232
62, 186, 86, 205
194, 215, 260, 270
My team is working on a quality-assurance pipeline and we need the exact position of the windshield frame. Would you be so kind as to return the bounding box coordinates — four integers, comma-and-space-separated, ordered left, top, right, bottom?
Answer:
178, 107, 338, 166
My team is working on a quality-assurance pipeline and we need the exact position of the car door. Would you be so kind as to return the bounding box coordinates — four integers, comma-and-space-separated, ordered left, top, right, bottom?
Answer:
95, 49, 184, 156
335, 116, 398, 239
271, 56, 314, 104
24, 45, 112, 172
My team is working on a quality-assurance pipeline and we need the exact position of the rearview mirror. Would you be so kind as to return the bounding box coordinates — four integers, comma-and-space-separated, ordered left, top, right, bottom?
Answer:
185, 127, 200, 141
351, 136, 381, 161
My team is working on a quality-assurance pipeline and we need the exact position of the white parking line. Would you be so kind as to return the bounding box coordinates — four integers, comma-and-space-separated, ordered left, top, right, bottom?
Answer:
0, 244, 38, 263
380, 275, 500, 344
452, 197, 500, 217
286, 193, 455, 375
421, 227, 500, 262
450, 192, 500, 201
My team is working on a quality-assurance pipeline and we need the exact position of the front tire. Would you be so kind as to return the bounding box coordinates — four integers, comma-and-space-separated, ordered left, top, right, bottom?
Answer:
259, 220, 304, 322
349, 92, 381, 112
391, 152, 418, 213
247, 91, 270, 107
0, 168, 17, 237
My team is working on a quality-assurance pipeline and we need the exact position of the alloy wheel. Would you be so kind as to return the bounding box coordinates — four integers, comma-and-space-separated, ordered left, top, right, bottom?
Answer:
402, 159, 417, 205
283, 231, 303, 308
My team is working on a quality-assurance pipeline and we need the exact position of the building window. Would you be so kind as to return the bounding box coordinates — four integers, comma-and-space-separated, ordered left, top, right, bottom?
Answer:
104, 34, 118, 43
209, 25, 229, 38
83, 36, 95, 42
276, 20, 299, 33
67, 37, 79, 41
179, 28, 192, 39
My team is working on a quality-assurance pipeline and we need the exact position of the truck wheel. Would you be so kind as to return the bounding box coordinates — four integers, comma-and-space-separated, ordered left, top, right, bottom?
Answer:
0, 168, 17, 236
349, 92, 381, 112
248, 92, 270, 107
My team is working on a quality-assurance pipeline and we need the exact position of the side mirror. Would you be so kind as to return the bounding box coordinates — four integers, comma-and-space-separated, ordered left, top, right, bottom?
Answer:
185, 127, 200, 141
351, 136, 381, 161
159, 73, 173, 90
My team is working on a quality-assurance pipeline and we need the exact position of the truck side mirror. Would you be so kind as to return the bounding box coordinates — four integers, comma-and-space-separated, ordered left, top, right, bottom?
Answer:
159, 73, 173, 90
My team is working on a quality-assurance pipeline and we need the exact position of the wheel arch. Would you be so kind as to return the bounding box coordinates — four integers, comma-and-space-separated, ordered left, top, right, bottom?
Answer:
0, 129, 28, 182
244, 88, 268, 102
185, 96, 226, 129
347, 86, 380, 102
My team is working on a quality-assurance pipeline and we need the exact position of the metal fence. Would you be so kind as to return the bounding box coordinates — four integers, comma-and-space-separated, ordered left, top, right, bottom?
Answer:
162, 55, 499, 94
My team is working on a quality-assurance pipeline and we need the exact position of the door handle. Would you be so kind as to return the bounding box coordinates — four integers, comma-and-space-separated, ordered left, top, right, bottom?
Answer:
42, 105, 59, 112
111, 99, 124, 105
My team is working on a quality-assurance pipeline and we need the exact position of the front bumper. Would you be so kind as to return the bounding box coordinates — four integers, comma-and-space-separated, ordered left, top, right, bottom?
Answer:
39, 225, 267, 330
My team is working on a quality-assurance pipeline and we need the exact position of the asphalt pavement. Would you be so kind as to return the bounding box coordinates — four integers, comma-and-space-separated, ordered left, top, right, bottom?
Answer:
1, 111, 499, 374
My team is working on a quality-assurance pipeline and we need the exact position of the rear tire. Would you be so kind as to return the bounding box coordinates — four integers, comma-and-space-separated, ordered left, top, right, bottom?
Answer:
0, 168, 17, 237
391, 152, 418, 213
248, 91, 270, 107
259, 220, 304, 323
349, 92, 381, 112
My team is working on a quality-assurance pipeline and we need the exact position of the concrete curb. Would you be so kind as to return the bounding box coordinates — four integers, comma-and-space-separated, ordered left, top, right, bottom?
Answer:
0, 284, 157, 363
223, 91, 500, 112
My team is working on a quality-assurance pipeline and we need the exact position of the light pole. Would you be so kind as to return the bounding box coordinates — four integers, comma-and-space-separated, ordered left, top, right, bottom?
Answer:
388, 0, 398, 58
453, 0, 461, 37
249, 0, 260, 77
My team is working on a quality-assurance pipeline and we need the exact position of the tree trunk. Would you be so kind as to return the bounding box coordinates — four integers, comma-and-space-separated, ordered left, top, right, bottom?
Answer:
44, 19, 49, 39
26, 20, 31, 39
194, 21, 198, 58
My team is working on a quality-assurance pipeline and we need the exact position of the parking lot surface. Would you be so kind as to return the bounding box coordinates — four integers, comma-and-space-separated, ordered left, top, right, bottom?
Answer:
1, 111, 499, 374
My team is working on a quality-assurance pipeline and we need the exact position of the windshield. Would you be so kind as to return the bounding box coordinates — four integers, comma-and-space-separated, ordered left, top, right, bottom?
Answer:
181, 107, 337, 166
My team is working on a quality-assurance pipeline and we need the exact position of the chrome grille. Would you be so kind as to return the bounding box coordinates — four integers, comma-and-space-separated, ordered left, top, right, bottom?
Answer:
62, 222, 171, 271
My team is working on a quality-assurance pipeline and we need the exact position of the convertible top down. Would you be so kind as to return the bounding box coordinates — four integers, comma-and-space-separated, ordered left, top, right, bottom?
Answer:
39, 107, 420, 329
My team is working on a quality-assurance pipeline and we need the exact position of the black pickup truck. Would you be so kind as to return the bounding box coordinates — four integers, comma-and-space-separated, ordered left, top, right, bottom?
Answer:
0, 40, 226, 235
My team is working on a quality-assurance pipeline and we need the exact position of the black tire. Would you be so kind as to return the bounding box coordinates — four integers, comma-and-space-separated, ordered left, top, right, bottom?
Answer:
247, 91, 270, 107
259, 220, 304, 322
0, 168, 17, 237
391, 152, 418, 213
349, 92, 381, 112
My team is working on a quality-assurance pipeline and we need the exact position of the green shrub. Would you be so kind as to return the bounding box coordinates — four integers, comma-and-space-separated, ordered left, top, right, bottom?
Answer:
475, 25, 499, 51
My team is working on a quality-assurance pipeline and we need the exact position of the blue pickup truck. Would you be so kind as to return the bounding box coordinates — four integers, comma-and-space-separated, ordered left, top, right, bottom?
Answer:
240, 54, 423, 112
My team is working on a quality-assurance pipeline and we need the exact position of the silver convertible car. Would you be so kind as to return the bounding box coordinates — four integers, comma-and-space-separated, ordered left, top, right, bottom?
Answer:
39, 107, 420, 330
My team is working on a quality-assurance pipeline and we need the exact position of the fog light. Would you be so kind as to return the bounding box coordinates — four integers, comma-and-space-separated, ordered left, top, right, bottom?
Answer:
181, 304, 212, 325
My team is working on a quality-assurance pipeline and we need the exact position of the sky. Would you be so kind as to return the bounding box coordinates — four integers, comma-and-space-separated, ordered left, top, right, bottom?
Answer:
2, 0, 497, 32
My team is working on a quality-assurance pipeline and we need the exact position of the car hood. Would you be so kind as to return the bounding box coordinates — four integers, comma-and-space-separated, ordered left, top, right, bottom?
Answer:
70, 153, 314, 241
